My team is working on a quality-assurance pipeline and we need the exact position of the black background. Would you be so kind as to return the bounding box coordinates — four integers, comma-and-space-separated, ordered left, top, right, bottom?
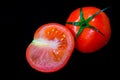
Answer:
13, 0, 115, 80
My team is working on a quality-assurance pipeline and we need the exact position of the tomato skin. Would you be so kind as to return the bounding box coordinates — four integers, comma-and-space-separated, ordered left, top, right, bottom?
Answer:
26, 23, 74, 73
66, 7, 111, 53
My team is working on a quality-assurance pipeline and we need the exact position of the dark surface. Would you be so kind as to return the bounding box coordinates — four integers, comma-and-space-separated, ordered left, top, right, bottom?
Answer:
14, 0, 115, 80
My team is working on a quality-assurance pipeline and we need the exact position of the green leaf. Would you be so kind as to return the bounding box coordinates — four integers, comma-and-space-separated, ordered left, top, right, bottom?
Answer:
80, 8, 85, 22
66, 22, 81, 26
76, 26, 85, 38
86, 7, 109, 23
88, 25, 104, 36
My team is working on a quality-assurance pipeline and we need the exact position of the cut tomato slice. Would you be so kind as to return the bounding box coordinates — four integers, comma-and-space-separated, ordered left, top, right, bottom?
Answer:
26, 23, 74, 73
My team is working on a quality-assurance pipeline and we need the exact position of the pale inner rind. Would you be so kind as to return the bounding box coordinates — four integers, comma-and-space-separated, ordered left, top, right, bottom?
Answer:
32, 38, 60, 50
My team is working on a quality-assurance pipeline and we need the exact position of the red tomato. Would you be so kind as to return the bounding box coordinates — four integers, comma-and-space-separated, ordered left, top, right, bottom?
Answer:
26, 23, 74, 73
66, 7, 111, 53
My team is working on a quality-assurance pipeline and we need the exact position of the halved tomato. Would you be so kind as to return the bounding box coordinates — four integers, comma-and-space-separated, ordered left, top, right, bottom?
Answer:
26, 23, 74, 73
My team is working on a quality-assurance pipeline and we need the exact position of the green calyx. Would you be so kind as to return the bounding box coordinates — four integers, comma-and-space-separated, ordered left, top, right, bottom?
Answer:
66, 7, 109, 38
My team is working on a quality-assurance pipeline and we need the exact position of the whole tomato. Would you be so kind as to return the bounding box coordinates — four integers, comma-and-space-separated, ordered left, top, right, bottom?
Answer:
66, 7, 111, 53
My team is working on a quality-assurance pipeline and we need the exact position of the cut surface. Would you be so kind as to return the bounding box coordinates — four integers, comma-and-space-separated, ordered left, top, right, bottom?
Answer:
26, 23, 74, 72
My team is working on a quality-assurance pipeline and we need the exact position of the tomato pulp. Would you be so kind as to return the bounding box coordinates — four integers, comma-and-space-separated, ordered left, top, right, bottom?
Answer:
26, 23, 74, 73
66, 7, 111, 53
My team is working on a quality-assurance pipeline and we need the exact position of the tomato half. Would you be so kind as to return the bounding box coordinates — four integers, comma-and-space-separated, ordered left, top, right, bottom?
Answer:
26, 23, 74, 73
66, 7, 111, 53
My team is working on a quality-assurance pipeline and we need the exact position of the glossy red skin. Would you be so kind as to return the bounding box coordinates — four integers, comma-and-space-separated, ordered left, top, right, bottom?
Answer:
26, 23, 74, 73
66, 7, 111, 53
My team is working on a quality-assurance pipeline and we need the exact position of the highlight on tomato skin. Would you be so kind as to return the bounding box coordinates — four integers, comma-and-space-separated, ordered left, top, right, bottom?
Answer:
66, 6, 111, 53
26, 23, 75, 73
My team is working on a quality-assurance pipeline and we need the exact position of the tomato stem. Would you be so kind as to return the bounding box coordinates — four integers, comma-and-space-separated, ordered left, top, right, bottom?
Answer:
66, 7, 109, 38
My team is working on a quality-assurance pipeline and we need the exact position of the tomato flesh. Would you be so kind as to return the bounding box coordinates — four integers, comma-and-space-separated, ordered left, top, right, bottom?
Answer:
26, 23, 74, 72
